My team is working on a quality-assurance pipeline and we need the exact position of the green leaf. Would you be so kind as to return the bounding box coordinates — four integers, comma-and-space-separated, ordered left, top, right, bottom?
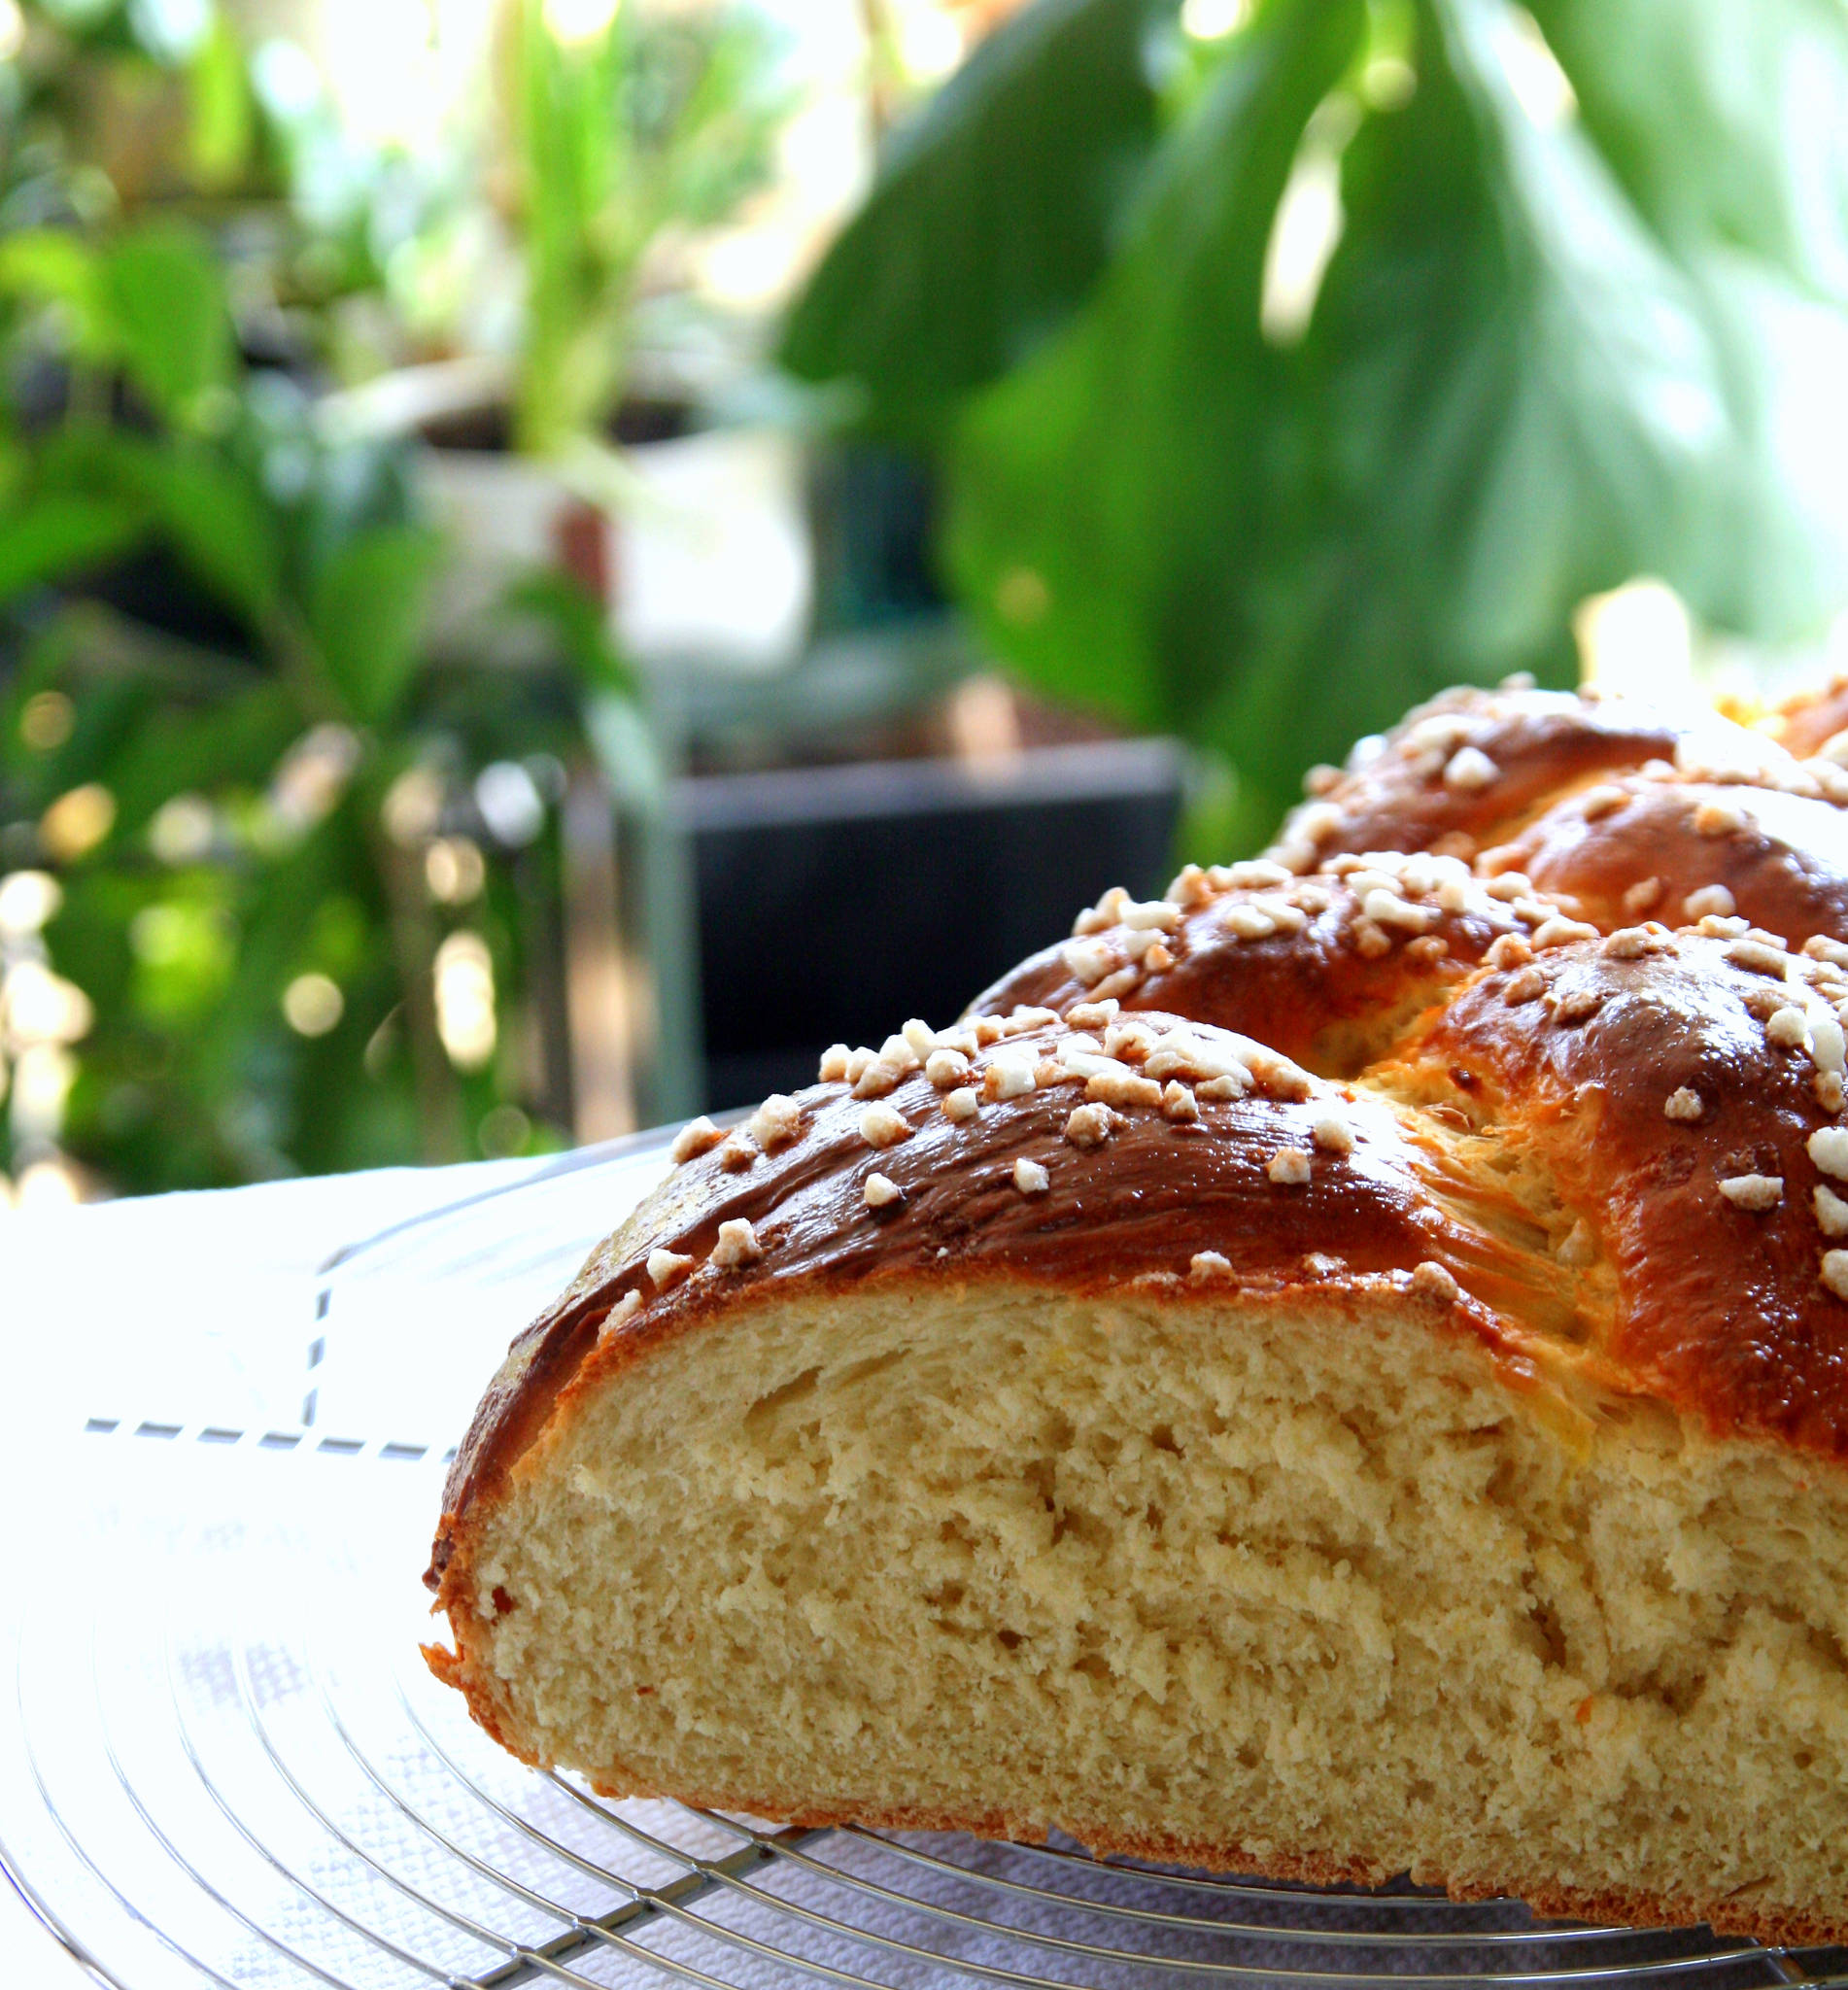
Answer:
1523, 0, 1848, 637
188, 15, 257, 190
945, 0, 1848, 852
102, 682, 303, 838
1369, 0, 1730, 657
0, 230, 111, 358
779, 0, 1171, 436
1527, 0, 1848, 297
306, 527, 441, 723
38, 429, 285, 626
103, 225, 238, 431
501, 568, 633, 694
0, 494, 146, 608
946, 0, 1367, 735
0, 224, 237, 432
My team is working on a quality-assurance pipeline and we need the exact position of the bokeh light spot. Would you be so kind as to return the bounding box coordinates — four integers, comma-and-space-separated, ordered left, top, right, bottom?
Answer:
282, 973, 346, 1037
40, 783, 115, 861
19, 691, 75, 751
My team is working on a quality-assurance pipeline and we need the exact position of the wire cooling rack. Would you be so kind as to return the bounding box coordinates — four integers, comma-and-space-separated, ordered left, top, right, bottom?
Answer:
5, 1143, 1846, 1990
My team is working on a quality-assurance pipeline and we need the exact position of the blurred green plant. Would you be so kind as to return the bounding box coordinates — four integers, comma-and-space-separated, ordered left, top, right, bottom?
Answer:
0, 0, 275, 231
0, 0, 487, 394
0, 217, 630, 1193
509, 0, 791, 465
782, 0, 1848, 849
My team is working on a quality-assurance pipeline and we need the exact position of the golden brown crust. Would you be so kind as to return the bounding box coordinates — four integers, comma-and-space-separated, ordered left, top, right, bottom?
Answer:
1274, 682, 1848, 947
557, 1784, 1848, 1950
1488, 775, 1848, 938
1768, 671, 1848, 762
1267, 685, 1734, 870
1394, 927, 1848, 1460
431, 860, 1848, 1601
966, 864, 1521, 1073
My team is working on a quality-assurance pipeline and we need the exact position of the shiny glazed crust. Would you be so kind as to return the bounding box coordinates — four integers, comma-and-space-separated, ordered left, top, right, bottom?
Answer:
428, 676, 1848, 1945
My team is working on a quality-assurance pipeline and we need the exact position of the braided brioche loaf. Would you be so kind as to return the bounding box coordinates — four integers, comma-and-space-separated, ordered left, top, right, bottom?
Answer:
427, 679, 1848, 1944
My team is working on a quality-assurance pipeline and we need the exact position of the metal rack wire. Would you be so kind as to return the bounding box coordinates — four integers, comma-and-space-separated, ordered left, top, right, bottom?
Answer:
4, 1149, 1843, 1989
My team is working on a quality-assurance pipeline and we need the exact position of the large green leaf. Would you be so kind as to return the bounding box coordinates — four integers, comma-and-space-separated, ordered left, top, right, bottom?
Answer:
779, 0, 1171, 435
188, 14, 257, 191
502, 568, 634, 695
103, 225, 238, 432
1526, 0, 1848, 637
306, 525, 441, 723
101, 682, 303, 837
943, 0, 1848, 850
1528, 0, 1848, 297
1267, 0, 1848, 736
0, 493, 146, 608
0, 224, 237, 432
944, 0, 1368, 749
0, 230, 111, 357
38, 429, 285, 627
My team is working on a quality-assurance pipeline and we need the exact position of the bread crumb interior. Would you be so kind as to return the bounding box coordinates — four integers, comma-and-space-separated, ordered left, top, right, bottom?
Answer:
466, 1286, 1848, 1922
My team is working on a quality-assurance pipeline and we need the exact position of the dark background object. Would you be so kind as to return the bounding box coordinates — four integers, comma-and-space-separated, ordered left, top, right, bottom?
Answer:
805, 441, 948, 636
685, 738, 1183, 1108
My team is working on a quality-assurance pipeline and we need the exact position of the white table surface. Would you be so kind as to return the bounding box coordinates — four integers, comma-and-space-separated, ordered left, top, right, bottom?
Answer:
0, 1160, 540, 1982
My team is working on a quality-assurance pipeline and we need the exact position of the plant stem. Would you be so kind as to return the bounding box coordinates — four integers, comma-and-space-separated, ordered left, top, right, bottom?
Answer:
367, 801, 467, 1165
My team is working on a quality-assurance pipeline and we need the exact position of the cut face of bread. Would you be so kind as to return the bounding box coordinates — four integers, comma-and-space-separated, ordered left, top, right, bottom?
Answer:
439, 1276, 1848, 1942
430, 679, 1848, 1950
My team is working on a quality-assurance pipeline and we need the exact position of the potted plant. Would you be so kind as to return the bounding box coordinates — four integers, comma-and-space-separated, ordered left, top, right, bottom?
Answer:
0, 215, 636, 1196
318, 0, 801, 665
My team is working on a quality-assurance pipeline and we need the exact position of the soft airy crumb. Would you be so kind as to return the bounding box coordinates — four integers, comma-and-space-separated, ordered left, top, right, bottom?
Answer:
464, 1286, 1848, 1939
1557, 1220, 1596, 1267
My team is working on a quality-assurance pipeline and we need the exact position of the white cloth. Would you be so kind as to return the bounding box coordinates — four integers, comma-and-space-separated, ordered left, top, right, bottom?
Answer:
0, 1161, 535, 1982
1, 1162, 536, 1446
